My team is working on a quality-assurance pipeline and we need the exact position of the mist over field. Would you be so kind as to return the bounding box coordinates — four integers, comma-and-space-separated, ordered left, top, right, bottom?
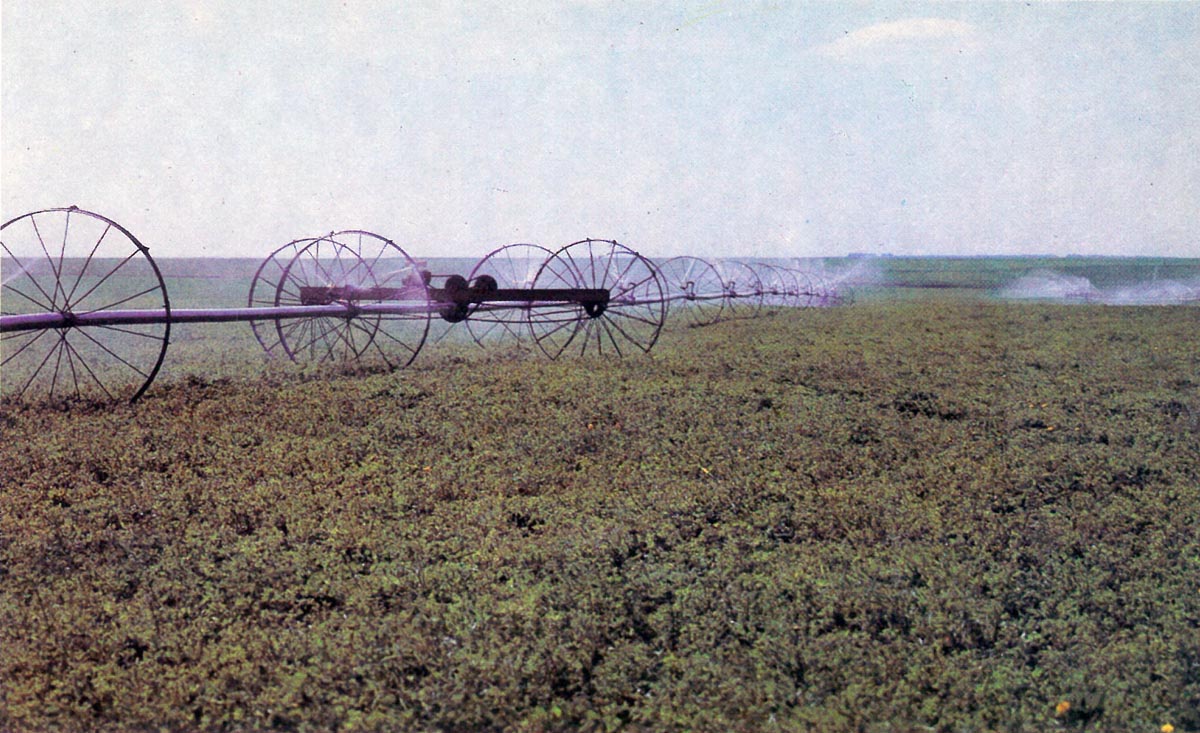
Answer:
1001, 270, 1200, 305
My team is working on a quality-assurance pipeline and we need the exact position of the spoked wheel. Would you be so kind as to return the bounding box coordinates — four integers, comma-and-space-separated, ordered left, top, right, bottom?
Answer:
777, 265, 806, 308
748, 263, 791, 309
1, 207, 169, 403
248, 237, 318, 358
529, 239, 666, 360
659, 256, 726, 327
780, 268, 810, 307
465, 243, 554, 347
716, 260, 764, 318
270, 231, 430, 369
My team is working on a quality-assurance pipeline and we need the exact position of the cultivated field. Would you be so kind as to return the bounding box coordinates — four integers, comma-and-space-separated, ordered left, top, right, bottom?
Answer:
2, 275, 1199, 730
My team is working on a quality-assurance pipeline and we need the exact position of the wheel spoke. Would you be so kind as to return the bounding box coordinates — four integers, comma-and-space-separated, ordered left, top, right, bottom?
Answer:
371, 319, 424, 361
54, 209, 72, 308
603, 310, 654, 353
68, 251, 139, 309
609, 252, 641, 291
16, 333, 60, 399
605, 308, 665, 328
48, 332, 69, 397
2, 283, 57, 313
612, 270, 659, 297
93, 323, 170, 340
29, 215, 64, 308
61, 334, 85, 399
63, 223, 112, 306
80, 284, 164, 314
560, 247, 589, 289
75, 327, 151, 378
293, 318, 340, 359
2, 327, 49, 350
600, 318, 625, 357
62, 336, 115, 400
1, 243, 59, 312
535, 315, 581, 343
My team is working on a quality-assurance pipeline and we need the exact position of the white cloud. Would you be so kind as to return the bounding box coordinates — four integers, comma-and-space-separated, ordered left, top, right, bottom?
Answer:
814, 17, 979, 60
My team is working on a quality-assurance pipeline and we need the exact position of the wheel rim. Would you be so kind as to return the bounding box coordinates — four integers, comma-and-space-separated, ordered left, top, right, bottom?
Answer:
806, 273, 831, 306
716, 260, 763, 318
272, 231, 430, 369
1, 207, 170, 403
248, 237, 318, 358
529, 239, 666, 360
659, 255, 726, 326
465, 243, 554, 347
783, 268, 811, 307
747, 263, 789, 309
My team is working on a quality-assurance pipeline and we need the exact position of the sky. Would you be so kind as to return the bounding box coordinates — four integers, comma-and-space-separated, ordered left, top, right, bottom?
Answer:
1, 1, 1197, 259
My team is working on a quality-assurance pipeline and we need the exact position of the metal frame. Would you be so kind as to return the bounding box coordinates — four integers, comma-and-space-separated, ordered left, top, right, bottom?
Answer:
3, 208, 851, 403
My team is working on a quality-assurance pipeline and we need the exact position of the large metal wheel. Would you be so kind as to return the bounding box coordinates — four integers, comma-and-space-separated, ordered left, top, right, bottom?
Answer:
1, 207, 169, 403
715, 260, 764, 318
248, 237, 318, 358
465, 243, 554, 347
659, 255, 726, 326
528, 239, 666, 360
270, 231, 430, 369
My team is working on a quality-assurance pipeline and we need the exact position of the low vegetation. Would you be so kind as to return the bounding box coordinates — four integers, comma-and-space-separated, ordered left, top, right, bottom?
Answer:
2, 302, 1198, 731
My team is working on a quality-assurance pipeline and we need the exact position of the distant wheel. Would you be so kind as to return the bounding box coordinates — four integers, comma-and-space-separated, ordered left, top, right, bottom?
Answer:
529, 239, 666, 359
248, 237, 318, 358
769, 265, 802, 307
659, 256, 725, 326
270, 231, 430, 369
465, 243, 554, 347
774, 265, 806, 308
787, 268, 814, 307
716, 260, 763, 318
764, 264, 806, 308
1, 207, 170, 403
748, 263, 791, 308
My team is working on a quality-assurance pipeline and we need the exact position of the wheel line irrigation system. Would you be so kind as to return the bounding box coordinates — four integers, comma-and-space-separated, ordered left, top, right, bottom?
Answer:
2, 207, 852, 404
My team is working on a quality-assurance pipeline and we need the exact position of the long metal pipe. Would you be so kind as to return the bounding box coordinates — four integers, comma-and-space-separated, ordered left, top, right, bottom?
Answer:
0, 283, 767, 336
1, 291, 742, 334
0, 303, 424, 334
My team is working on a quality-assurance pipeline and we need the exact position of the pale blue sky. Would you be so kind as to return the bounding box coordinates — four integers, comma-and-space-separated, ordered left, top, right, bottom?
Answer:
2, 1, 1197, 258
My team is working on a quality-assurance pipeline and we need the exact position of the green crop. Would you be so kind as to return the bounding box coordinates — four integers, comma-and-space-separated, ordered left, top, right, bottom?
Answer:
2, 301, 1197, 731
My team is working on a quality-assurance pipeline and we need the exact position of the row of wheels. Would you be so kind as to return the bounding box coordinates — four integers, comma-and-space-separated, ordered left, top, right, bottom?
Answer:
657, 255, 854, 328
3, 207, 850, 404
244, 235, 670, 367
1, 209, 671, 403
